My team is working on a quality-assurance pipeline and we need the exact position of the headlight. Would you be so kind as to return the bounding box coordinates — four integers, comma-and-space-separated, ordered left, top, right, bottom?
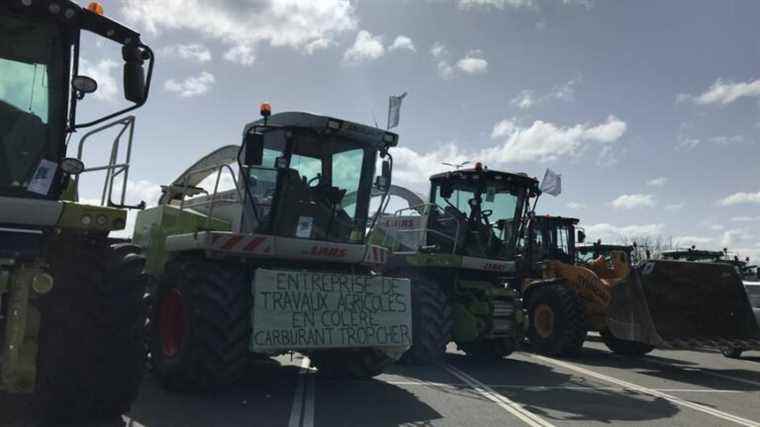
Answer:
81, 215, 92, 226
96, 215, 108, 226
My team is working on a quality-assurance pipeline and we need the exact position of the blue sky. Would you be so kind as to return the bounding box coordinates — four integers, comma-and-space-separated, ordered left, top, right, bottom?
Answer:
73, 0, 760, 259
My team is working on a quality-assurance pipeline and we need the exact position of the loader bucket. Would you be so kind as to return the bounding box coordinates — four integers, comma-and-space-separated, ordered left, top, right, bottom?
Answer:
607, 260, 760, 350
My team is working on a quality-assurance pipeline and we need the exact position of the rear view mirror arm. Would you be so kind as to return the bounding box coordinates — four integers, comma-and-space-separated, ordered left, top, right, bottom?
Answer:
72, 43, 155, 130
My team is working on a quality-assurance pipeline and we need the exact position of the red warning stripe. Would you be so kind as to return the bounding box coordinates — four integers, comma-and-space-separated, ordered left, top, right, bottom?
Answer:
220, 235, 244, 251
243, 236, 267, 252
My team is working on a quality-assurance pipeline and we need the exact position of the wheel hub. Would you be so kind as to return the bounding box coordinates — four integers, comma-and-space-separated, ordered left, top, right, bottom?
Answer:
159, 288, 186, 358
533, 304, 555, 339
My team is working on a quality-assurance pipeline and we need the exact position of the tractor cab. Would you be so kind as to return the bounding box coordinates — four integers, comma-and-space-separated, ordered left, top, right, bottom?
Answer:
523, 215, 581, 270
577, 242, 635, 265
421, 165, 539, 258
0, 0, 152, 205
239, 110, 396, 243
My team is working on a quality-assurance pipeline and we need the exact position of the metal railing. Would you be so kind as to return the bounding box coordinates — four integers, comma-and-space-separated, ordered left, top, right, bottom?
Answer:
174, 164, 243, 231
381, 203, 463, 254
74, 116, 139, 208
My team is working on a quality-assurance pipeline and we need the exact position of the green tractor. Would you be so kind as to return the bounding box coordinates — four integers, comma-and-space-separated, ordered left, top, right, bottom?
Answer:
133, 106, 413, 388
0, 0, 154, 422
372, 164, 538, 363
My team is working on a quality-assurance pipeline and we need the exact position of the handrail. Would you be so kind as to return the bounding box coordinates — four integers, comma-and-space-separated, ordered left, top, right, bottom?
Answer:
74, 116, 137, 208
175, 163, 243, 231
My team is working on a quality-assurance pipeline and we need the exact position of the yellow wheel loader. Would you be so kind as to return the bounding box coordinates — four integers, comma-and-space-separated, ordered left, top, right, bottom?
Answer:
520, 215, 760, 357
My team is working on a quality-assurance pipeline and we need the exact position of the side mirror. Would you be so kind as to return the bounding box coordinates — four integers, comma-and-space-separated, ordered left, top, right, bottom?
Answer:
577, 230, 586, 244
60, 158, 85, 175
123, 45, 147, 104
72, 76, 98, 95
374, 160, 391, 190
244, 132, 265, 166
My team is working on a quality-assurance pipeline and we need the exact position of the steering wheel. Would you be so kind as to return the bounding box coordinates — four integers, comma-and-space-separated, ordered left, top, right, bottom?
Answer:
308, 174, 323, 188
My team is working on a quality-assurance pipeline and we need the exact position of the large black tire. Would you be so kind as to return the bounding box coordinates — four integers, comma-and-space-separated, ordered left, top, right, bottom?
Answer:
600, 330, 654, 357
527, 283, 587, 356
459, 338, 516, 360
397, 273, 453, 365
309, 348, 394, 379
31, 239, 147, 423
150, 258, 251, 390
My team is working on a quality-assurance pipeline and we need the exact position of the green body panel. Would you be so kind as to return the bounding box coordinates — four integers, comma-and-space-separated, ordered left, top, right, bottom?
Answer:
404, 253, 465, 268
133, 205, 231, 275
452, 303, 481, 342
0, 260, 45, 393
57, 201, 127, 233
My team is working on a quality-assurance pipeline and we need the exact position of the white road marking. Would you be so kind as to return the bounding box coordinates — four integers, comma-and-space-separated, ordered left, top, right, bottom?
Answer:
303, 372, 315, 427
386, 380, 743, 393
530, 354, 760, 427
288, 357, 312, 427
444, 364, 555, 427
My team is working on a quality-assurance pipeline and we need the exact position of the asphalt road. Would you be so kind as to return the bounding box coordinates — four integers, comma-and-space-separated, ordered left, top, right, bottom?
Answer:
12, 337, 759, 427
112, 337, 760, 427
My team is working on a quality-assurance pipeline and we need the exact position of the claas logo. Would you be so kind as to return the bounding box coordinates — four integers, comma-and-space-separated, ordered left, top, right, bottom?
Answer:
310, 246, 348, 258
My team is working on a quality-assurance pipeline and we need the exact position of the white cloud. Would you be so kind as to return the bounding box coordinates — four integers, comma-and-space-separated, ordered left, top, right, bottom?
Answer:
665, 203, 684, 212
676, 136, 700, 151
511, 90, 536, 109
673, 236, 713, 246
721, 229, 755, 248
731, 216, 760, 222
487, 115, 627, 162
566, 202, 587, 209
431, 43, 454, 79
455, 0, 592, 9
457, 0, 536, 9
491, 119, 516, 139
709, 224, 725, 231
646, 177, 668, 187
391, 143, 472, 190
610, 194, 655, 209
223, 45, 256, 65
121, 0, 357, 65
430, 44, 487, 78
164, 72, 216, 97
79, 58, 119, 102
719, 190, 760, 206
159, 43, 211, 62
430, 42, 448, 59
343, 30, 385, 65
456, 50, 488, 74
708, 135, 745, 145
511, 79, 578, 110
392, 116, 625, 186
389, 35, 416, 52
585, 223, 664, 243
685, 78, 760, 106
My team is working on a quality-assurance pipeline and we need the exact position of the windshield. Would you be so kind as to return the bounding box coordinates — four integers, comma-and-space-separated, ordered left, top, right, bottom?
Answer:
429, 181, 523, 258
246, 128, 372, 243
0, 16, 65, 197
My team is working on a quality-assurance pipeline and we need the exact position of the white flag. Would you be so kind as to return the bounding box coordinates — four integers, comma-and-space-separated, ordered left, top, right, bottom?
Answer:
540, 169, 562, 196
387, 92, 407, 129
